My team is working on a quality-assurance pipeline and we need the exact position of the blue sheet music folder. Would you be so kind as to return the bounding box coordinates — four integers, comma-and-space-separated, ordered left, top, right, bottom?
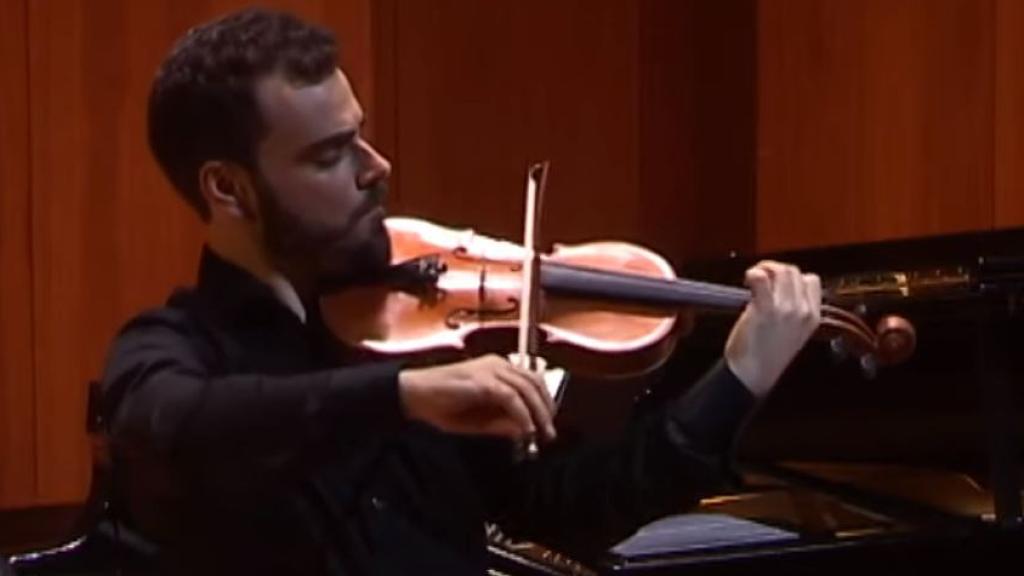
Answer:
610, 513, 799, 559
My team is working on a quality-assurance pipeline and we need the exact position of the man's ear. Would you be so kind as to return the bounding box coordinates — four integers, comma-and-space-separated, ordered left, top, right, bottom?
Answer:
198, 161, 260, 220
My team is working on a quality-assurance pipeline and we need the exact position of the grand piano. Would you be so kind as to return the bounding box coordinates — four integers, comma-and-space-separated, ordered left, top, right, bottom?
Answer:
487, 227, 1024, 575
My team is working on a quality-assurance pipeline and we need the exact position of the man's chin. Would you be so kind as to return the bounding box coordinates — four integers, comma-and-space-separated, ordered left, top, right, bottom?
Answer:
316, 227, 392, 291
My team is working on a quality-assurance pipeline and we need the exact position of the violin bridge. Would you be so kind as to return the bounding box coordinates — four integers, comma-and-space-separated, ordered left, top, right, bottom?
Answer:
507, 353, 569, 408
544, 367, 568, 406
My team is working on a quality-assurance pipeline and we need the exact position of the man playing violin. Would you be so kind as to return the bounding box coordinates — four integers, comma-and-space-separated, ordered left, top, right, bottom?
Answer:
101, 8, 822, 575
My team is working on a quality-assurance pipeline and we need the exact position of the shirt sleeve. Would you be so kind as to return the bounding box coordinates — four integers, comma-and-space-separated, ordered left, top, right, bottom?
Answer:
465, 358, 756, 558
102, 309, 406, 461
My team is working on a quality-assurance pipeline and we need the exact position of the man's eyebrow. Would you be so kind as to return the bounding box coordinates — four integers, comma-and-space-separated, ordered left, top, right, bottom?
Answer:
300, 130, 355, 155
297, 119, 366, 159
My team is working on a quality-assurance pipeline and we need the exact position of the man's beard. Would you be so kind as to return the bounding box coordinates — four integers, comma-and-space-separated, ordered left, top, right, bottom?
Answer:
255, 177, 393, 293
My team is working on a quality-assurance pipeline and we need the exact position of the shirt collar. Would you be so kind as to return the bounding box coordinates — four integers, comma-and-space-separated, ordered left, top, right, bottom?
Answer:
193, 245, 304, 326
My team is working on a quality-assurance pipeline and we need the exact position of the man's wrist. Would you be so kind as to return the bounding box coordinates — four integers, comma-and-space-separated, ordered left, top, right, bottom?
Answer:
724, 353, 773, 398
397, 368, 428, 423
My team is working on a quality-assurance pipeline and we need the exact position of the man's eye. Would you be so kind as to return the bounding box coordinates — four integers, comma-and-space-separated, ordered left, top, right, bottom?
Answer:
313, 147, 344, 169
311, 150, 339, 168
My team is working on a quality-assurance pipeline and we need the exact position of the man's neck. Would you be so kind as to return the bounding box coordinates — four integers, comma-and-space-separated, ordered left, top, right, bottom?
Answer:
207, 230, 308, 323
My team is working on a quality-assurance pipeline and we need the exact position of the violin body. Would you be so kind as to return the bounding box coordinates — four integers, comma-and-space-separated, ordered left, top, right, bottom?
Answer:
321, 217, 686, 377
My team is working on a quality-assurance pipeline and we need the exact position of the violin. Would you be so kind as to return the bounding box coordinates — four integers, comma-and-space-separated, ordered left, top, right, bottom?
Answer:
321, 218, 917, 379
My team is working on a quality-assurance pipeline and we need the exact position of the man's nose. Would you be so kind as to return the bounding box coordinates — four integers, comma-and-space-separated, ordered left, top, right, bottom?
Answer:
356, 139, 392, 189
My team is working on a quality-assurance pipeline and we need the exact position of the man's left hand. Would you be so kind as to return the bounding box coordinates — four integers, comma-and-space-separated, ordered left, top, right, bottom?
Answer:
724, 261, 821, 398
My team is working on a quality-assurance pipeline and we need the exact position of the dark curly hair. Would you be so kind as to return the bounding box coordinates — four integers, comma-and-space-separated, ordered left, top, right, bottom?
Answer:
148, 8, 338, 220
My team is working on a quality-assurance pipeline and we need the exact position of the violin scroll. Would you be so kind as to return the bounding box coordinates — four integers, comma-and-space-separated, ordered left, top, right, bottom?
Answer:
875, 314, 917, 366
821, 305, 916, 379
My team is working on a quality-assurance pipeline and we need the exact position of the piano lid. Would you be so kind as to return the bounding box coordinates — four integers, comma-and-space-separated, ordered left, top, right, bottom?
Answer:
647, 226, 1024, 491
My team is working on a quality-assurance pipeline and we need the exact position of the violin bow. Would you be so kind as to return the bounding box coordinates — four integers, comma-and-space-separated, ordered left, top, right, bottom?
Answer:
518, 162, 547, 365
514, 161, 566, 458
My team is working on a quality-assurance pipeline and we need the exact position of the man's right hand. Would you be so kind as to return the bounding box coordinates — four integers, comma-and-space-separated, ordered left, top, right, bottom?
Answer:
398, 354, 557, 443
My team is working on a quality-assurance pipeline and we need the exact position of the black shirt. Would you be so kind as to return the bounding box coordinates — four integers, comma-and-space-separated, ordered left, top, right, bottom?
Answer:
101, 247, 756, 575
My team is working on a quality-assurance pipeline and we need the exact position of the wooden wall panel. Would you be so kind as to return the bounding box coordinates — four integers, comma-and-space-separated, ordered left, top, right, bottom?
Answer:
388, 0, 642, 248
639, 0, 756, 263
758, 0, 995, 252
385, 0, 756, 263
27, 0, 376, 505
0, 0, 37, 509
30, 0, 202, 504
995, 0, 1024, 228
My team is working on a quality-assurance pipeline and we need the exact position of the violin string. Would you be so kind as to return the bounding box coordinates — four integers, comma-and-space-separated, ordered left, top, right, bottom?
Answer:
543, 263, 876, 342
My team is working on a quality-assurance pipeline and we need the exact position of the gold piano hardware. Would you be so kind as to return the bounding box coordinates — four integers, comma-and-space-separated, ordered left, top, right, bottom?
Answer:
826, 267, 971, 301
486, 523, 596, 576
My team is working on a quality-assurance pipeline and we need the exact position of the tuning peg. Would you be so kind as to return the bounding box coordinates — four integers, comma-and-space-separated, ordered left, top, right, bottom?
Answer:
875, 315, 917, 366
859, 354, 878, 379
829, 336, 849, 363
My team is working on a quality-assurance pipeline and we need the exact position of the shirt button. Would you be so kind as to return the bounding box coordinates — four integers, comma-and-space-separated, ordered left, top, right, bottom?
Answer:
371, 496, 386, 511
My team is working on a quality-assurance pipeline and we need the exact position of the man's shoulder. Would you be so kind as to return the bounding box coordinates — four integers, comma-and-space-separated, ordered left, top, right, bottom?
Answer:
101, 287, 230, 396
115, 287, 202, 339
106, 286, 228, 366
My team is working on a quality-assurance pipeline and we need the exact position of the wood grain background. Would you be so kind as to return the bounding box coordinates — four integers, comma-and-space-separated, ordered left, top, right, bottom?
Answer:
2, 0, 1023, 509
0, 0, 36, 509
